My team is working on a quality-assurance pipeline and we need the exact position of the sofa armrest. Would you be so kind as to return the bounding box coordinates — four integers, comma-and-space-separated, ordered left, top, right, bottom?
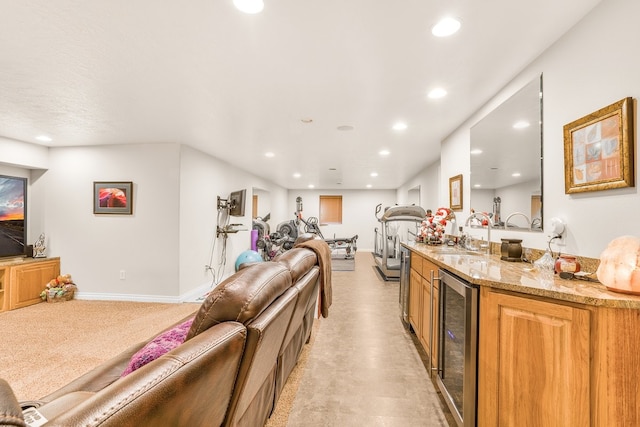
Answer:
0, 378, 27, 427
40, 341, 146, 402
39, 322, 246, 427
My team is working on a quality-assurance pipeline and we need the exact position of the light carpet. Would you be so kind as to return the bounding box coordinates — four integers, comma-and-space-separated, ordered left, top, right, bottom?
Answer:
0, 300, 200, 401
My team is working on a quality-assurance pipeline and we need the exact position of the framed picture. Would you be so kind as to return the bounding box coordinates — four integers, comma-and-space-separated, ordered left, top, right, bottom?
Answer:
563, 97, 634, 194
93, 181, 133, 214
449, 174, 463, 210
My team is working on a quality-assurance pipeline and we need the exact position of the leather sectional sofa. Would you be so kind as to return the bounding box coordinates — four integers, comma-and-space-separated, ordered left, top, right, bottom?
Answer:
0, 235, 331, 427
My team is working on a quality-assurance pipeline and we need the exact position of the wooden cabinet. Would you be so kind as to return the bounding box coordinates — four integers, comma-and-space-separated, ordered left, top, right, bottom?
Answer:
478, 287, 591, 426
408, 252, 439, 373
407, 246, 640, 424
0, 257, 60, 311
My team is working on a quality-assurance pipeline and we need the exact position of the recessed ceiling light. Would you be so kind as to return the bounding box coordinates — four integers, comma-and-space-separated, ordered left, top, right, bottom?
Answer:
432, 17, 461, 37
512, 172, 521, 177
36, 135, 52, 142
264, 152, 275, 158
337, 125, 354, 131
293, 173, 301, 178
392, 122, 408, 131
370, 172, 378, 177
427, 88, 447, 99
308, 184, 315, 189
379, 150, 390, 156
366, 184, 372, 188
470, 149, 483, 155
233, 0, 264, 14
474, 184, 482, 188
513, 121, 530, 129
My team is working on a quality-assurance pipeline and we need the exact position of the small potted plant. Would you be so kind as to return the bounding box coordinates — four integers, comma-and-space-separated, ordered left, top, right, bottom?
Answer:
40, 274, 77, 302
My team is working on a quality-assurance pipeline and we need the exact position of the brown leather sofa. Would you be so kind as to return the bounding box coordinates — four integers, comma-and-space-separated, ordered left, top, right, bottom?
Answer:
0, 239, 330, 427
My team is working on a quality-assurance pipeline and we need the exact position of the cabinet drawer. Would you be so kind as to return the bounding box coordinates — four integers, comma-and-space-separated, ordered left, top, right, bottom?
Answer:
422, 259, 438, 283
411, 253, 423, 273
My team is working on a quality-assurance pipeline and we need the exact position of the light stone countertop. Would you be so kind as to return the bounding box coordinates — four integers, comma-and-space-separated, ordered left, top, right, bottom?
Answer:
403, 242, 640, 309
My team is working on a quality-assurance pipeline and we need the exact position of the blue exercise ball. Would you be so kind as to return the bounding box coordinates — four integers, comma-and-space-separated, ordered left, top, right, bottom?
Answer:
235, 250, 263, 271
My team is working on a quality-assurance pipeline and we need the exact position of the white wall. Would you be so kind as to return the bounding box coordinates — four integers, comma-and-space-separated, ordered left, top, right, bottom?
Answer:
178, 145, 288, 297
286, 189, 397, 251
397, 159, 441, 213
45, 144, 182, 300
0, 142, 290, 302
0, 137, 48, 170
435, 0, 640, 258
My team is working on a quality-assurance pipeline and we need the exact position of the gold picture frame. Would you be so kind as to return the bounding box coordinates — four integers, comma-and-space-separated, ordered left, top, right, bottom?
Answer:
449, 174, 463, 211
563, 97, 634, 194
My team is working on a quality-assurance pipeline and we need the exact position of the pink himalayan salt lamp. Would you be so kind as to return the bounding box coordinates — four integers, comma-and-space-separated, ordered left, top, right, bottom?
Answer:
596, 236, 640, 295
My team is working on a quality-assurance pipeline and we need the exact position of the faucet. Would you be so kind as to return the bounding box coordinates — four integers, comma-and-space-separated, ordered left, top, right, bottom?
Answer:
504, 212, 532, 231
464, 212, 492, 254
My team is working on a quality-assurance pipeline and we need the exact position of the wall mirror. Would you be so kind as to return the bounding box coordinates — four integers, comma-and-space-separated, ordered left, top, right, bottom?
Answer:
470, 74, 543, 232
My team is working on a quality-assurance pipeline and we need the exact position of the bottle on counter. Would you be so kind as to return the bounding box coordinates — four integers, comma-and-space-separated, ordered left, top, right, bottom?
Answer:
555, 255, 581, 274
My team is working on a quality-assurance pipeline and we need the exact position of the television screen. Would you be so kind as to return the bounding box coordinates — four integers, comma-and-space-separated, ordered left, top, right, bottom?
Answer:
0, 175, 27, 258
229, 189, 246, 217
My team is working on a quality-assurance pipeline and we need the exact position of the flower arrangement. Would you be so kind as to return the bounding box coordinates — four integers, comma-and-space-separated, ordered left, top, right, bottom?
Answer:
40, 274, 77, 302
419, 207, 455, 244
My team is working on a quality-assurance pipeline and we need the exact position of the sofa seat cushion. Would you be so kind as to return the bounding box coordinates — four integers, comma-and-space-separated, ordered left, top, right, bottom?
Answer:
121, 316, 195, 377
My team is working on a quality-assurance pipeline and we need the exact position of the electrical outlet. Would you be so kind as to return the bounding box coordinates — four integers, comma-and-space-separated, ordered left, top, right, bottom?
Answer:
119, 270, 126, 280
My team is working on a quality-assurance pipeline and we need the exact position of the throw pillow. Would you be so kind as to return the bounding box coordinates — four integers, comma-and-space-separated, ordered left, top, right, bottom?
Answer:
121, 316, 195, 377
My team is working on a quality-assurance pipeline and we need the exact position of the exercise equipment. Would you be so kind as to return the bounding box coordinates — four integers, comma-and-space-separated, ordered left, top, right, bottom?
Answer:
235, 249, 263, 271
373, 204, 426, 280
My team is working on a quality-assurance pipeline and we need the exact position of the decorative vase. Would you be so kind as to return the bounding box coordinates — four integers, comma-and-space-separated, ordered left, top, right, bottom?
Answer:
555, 255, 581, 274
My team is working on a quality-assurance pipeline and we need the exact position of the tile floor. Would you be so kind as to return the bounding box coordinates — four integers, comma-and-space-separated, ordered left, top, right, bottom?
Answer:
286, 251, 454, 426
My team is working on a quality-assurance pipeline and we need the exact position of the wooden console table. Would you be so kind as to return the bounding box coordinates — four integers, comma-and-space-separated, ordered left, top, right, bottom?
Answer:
0, 257, 61, 311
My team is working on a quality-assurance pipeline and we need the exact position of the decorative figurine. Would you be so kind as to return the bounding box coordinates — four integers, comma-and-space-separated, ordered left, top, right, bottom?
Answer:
33, 233, 46, 258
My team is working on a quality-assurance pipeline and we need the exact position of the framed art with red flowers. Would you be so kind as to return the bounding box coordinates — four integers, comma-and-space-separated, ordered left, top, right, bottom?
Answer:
93, 181, 133, 214
563, 97, 634, 194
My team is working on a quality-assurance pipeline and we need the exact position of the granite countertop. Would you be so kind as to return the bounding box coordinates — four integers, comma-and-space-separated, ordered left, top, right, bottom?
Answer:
403, 242, 640, 309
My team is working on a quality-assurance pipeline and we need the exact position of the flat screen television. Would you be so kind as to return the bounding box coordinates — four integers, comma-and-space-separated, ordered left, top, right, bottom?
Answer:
228, 189, 246, 217
0, 175, 27, 258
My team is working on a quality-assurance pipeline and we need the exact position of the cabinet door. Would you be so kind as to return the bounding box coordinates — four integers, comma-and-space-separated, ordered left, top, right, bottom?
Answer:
422, 258, 437, 283
0, 267, 7, 312
10, 260, 60, 310
408, 268, 422, 334
478, 289, 590, 427
419, 276, 431, 354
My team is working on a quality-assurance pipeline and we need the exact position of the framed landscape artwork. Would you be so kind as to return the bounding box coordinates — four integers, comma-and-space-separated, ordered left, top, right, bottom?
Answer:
449, 174, 463, 210
93, 181, 133, 214
563, 97, 634, 194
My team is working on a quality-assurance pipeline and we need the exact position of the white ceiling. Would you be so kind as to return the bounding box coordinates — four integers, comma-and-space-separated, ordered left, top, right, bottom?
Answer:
0, 0, 602, 190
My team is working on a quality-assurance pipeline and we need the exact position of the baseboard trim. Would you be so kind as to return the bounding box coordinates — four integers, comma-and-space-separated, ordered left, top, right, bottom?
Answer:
75, 288, 209, 304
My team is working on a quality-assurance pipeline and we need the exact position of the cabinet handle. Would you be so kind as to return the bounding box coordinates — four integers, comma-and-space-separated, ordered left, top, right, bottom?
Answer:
430, 270, 441, 376
429, 270, 434, 375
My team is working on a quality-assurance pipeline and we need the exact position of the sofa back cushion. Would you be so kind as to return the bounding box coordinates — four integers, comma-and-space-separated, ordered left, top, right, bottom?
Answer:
274, 247, 318, 284
186, 262, 292, 340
